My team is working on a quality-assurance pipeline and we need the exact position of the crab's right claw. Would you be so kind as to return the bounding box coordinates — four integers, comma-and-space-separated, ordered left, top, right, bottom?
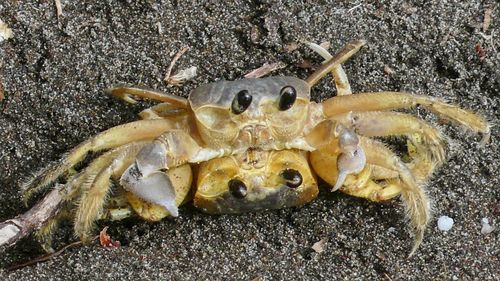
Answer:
332, 125, 366, 192
120, 141, 179, 217
121, 165, 178, 217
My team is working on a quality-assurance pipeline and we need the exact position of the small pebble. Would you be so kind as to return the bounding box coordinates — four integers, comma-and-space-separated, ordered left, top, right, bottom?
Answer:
438, 216, 454, 231
481, 218, 494, 235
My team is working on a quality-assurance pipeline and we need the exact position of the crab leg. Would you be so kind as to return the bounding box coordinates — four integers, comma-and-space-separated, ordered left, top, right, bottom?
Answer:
321, 92, 490, 145
138, 103, 189, 120
74, 143, 145, 240
106, 86, 189, 108
331, 111, 446, 168
305, 39, 366, 87
22, 119, 181, 202
306, 42, 352, 96
310, 137, 429, 256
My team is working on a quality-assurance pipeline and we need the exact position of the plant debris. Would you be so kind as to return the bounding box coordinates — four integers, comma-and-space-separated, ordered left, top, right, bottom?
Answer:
0, 19, 13, 42
384, 65, 394, 75
167, 66, 198, 86
475, 43, 486, 61
164, 46, 190, 84
311, 238, 328, 253
244, 62, 287, 79
99, 226, 121, 249
6, 237, 96, 271
54, 0, 63, 18
483, 7, 492, 33
0, 81, 4, 102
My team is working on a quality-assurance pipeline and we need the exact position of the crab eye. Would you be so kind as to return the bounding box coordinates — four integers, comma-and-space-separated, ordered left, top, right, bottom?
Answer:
278, 86, 297, 111
280, 169, 302, 188
228, 179, 248, 198
231, 90, 252, 115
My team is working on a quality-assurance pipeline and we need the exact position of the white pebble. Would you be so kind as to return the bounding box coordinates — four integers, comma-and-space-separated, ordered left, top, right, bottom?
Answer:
481, 217, 494, 235
438, 215, 454, 231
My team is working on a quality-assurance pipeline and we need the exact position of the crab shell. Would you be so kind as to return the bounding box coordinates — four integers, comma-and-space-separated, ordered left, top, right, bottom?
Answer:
189, 77, 317, 150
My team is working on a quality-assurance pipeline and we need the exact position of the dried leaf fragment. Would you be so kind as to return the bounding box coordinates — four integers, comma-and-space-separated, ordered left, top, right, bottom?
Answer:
475, 42, 486, 61
0, 19, 13, 42
311, 238, 328, 253
99, 226, 121, 249
167, 66, 198, 86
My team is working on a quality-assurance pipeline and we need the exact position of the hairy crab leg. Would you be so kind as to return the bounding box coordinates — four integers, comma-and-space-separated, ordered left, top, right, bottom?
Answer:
310, 137, 429, 256
306, 42, 352, 96
305, 39, 366, 87
21, 119, 180, 202
106, 86, 189, 108
321, 92, 490, 145
74, 143, 146, 240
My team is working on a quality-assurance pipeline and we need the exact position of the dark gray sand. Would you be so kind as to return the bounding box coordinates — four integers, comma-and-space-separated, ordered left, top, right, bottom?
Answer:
0, 1, 498, 280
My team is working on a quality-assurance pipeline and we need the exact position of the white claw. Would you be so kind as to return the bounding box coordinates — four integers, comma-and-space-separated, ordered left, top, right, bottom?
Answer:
120, 140, 178, 216
332, 125, 366, 192
121, 166, 178, 217
332, 171, 347, 192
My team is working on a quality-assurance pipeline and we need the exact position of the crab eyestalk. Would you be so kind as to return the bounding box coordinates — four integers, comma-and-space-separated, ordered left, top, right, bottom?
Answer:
231, 89, 252, 114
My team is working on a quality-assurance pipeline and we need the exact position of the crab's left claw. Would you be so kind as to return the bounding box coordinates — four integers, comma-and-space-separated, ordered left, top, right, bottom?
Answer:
332, 125, 366, 192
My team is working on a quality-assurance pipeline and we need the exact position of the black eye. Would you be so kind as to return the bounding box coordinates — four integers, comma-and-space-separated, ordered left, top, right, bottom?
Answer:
280, 169, 302, 188
231, 90, 252, 115
228, 179, 248, 198
278, 86, 297, 111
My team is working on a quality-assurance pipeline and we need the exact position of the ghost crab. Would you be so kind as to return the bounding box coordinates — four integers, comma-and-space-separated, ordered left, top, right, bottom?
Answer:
20, 40, 489, 256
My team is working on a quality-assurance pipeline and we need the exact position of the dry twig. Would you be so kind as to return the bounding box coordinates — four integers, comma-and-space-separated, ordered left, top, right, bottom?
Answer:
54, 0, 63, 18
483, 7, 492, 33
0, 188, 64, 249
244, 61, 287, 79
6, 236, 98, 271
164, 46, 190, 83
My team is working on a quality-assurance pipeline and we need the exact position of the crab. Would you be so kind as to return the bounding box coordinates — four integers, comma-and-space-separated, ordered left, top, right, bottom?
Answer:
21, 40, 489, 256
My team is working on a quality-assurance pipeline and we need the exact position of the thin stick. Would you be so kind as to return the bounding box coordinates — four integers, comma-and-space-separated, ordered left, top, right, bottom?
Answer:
54, 0, 63, 18
0, 188, 63, 248
244, 61, 287, 79
304, 40, 366, 87
164, 46, 190, 82
6, 236, 98, 271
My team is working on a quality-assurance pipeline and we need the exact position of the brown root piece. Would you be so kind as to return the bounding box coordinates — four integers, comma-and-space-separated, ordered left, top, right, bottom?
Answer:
6, 236, 98, 271
0, 188, 64, 249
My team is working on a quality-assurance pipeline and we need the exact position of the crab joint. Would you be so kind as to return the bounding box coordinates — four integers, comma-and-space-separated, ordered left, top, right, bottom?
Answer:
332, 125, 366, 192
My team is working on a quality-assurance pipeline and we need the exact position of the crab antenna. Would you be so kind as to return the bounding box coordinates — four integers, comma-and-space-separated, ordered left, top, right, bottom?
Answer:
305, 39, 366, 87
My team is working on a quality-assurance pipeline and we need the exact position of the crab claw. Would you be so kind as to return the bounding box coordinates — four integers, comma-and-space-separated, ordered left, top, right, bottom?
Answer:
332, 125, 366, 192
121, 165, 178, 217
120, 141, 179, 217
